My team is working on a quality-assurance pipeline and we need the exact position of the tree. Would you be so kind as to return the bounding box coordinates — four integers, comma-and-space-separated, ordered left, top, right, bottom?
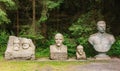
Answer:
0, 0, 16, 25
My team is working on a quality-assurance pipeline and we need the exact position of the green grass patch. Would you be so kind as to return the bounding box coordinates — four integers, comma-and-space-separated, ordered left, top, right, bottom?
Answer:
0, 57, 91, 71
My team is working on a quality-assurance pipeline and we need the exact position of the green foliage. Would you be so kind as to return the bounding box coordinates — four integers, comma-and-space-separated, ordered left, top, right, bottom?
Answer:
0, 31, 9, 56
38, 16, 48, 24
36, 47, 50, 58
63, 34, 77, 57
38, 0, 64, 23
19, 27, 44, 40
0, 9, 10, 24
46, 0, 64, 10
108, 36, 120, 57
0, 0, 16, 9
0, 0, 16, 24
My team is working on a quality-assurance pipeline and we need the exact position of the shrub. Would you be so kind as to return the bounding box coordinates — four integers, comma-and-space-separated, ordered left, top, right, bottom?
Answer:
0, 31, 9, 56
108, 36, 120, 57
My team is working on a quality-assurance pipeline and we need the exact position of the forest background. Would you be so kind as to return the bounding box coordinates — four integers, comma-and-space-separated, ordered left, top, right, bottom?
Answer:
0, 0, 120, 58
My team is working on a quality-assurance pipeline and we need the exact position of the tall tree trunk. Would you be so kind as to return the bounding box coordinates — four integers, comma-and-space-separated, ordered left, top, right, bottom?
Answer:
16, 10, 19, 36
32, 0, 36, 34
41, 0, 47, 38
41, 23, 47, 37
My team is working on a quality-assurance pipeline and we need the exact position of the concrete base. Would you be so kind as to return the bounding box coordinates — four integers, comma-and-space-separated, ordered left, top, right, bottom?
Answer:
95, 53, 111, 60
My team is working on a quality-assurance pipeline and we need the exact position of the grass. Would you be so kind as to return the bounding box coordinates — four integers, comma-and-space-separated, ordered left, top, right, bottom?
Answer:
0, 56, 91, 71
0, 54, 111, 71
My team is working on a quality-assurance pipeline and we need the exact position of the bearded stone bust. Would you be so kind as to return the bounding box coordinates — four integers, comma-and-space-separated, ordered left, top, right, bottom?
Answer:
88, 21, 115, 60
50, 33, 68, 60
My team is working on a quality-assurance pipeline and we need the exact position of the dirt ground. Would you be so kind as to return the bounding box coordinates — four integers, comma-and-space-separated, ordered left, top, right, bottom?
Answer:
67, 58, 120, 71
37, 57, 120, 71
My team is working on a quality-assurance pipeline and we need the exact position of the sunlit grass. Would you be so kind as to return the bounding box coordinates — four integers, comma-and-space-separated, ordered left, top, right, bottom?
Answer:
0, 56, 91, 71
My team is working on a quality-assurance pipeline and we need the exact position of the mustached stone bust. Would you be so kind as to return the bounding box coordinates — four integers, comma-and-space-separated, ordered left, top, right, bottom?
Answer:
88, 21, 115, 60
5, 36, 35, 60
50, 33, 68, 60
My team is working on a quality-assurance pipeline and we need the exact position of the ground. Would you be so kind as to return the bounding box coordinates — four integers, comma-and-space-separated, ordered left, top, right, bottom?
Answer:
0, 57, 120, 71
67, 58, 120, 71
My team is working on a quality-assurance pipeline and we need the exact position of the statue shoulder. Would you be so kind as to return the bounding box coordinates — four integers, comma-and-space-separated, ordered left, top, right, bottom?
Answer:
89, 33, 98, 40
62, 45, 67, 48
105, 33, 115, 42
50, 45, 56, 48
90, 33, 98, 37
105, 33, 114, 37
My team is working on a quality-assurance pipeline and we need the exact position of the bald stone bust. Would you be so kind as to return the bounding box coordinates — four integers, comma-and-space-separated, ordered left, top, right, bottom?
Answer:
50, 33, 68, 60
88, 21, 115, 60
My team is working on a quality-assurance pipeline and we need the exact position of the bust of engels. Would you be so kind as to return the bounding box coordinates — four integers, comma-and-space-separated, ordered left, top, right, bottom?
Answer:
88, 21, 115, 60
50, 33, 68, 60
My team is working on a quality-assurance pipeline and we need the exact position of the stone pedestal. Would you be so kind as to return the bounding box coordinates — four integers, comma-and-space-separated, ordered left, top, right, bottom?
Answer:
95, 52, 111, 60
50, 52, 67, 60
50, 45, 68, 60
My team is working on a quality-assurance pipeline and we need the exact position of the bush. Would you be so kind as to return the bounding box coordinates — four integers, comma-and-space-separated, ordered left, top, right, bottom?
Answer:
63, 33, 77, 57
0, 31, 9, 56
108, 36, 120, 57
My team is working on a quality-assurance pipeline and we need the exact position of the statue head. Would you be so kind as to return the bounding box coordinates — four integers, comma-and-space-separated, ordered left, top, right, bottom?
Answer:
22, 38, 30, 49
97, 21, 106, 33
77, 45, 84, 52
13, 38, 20, 51
54, 33, 64, 47
77, 45, 84, 55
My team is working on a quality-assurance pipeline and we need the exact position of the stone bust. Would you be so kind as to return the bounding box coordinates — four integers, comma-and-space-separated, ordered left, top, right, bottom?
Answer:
88, 21, 115, 59
50, 33, 68, 60
76, 45, 86, 60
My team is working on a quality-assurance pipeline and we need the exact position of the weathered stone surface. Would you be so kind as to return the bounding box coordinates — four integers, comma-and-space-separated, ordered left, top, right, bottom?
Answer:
50, 33, 68, 60
50, 52, 67, 60
5, 36, 35, 60
88, 21, 115, 60
76, 45, 86, 60
95, 53, 111, 60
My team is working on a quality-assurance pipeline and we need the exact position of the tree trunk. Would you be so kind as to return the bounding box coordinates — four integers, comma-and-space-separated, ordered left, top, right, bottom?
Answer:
16, 10, 19, 36
32, 0, 36, 34
41, 0, 48, 38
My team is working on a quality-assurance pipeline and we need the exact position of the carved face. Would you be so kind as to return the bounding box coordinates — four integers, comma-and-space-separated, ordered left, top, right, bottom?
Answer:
97, 21, 106, 33
55, 33, 64, 47
22, 38, 30, 49
77, 45, 84, 55
13, 38, 20, 51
